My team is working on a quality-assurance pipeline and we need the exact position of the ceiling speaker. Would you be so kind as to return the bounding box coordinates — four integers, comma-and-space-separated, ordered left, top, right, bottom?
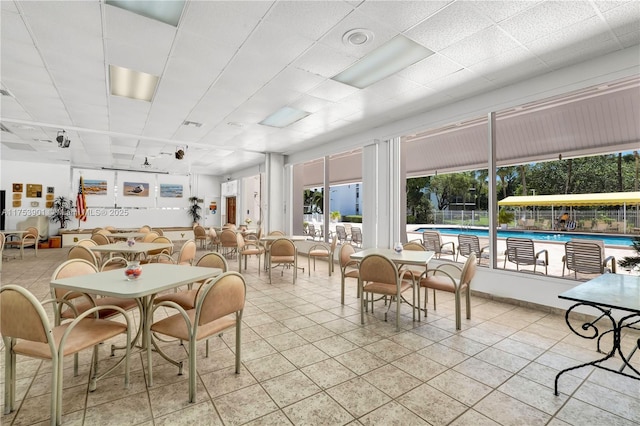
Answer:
175, 149, 184, 160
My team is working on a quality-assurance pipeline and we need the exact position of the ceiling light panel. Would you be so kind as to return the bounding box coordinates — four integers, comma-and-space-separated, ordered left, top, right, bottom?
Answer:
259, 107, 311, 128
106, 0, 185, 26
332, 36, 434, 89
109, 65, 159, 102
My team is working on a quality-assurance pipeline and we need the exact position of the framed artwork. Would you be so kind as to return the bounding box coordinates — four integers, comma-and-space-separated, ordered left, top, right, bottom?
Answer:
46, 194, 54, 200
160, 184, 183, 198
84, 179, 108, 195
47, 186, 54, 194
26, 184, 42, 198
12, 193, 21, 200
12, 200, 21, 207
123, 182, 149, 197
12, 183, 22, 192
46, 201, 54, 208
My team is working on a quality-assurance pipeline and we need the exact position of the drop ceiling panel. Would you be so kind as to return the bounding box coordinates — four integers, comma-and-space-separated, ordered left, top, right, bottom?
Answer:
440, 26, 521, 67
265, 1, 354, 41
293, 43, 359, 79
356, 1, 452, 32
180, 1, 262, 46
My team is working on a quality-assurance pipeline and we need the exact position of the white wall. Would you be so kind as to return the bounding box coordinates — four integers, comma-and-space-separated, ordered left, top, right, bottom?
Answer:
1, 160, 223, 235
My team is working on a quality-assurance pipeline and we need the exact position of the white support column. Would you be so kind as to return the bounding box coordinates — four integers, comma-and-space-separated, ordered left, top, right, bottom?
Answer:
264, 153, 285, 233
323, 156, 330, 242
488, 112, 497, 268
291, 163, 305, 235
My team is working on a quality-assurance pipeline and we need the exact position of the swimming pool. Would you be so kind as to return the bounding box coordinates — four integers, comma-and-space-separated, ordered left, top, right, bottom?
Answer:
413, 227, 635, 247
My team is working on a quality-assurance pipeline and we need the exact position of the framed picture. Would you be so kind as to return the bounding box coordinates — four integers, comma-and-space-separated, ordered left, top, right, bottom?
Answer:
160, 184, 183, 198
13, 183, 22, 192
84, 179, 108, 195
12, 193, 21, 200
12, 200, 21, 207
123, 182, 149, 197
26, 184, 42, 198
46, 194, 54, 200
47, 186, 54, 194
46, 201, 54, 208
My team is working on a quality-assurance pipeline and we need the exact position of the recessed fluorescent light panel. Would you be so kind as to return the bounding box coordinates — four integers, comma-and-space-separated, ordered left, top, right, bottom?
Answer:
259, 106, 311, 128
109, 65, 159, 102
106, 0, 185, 27
332, 35, 434, 89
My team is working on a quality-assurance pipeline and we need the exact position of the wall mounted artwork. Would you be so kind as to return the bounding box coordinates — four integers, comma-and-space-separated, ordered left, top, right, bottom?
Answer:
160, 184, 183, 198
12, 183, 23, 192
26, 184, 42, 198
84, 179, 108, 195
123, 182, 149, 197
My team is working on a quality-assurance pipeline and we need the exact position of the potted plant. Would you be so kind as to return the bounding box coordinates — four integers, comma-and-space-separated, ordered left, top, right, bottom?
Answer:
187, 196, 202, 225
49, 196, 74, 229
498, 208, 515, 229
330, 211, 341, 222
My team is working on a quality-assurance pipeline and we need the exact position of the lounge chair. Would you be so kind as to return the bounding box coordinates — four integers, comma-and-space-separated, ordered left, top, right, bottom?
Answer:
562, 240, 616, 280
503, 237, 548, 275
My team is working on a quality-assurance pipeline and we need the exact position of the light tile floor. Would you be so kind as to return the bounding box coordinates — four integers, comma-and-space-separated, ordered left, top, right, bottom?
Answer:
1, 244, 639, 425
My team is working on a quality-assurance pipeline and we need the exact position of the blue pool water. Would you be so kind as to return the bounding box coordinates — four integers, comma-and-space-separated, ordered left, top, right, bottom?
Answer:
414, 227, 634, 247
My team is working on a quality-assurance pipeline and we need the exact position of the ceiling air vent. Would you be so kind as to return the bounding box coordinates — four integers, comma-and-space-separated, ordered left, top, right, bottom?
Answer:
182, 120, 202, 128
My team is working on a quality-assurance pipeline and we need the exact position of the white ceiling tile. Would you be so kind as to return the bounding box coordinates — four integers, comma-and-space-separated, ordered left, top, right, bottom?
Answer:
593, 1, 633, 13
602, 1, 640, 38
542, 38, 622, 70
265, 1, 354, 41
308, 79, 360, 103
424, 69, 495, 98
499, 1, 598, 45
468, 46, 548, 84
470, 0, 543, 23
294, 42, 359, 78
179, 1, 261, 47
406, 1, 493, 50
398, 53, 463, 85
618, 30, 640, 48
267, 68, 327, 94
356, 1, 452, 32
290, 94, 334, 114
242, 20, 315, 66
440, 26, 521, 67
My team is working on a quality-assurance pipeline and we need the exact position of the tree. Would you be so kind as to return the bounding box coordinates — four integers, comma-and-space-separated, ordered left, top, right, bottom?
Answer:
406, 176, 433, 223
430, 173, 472, 210
303, 188, 324, 214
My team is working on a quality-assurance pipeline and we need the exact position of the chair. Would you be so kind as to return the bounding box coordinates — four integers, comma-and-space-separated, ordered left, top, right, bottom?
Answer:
562, 240, 616, 280
525, 219, 537, 230
91, 233, 111, 246
138, 225, 152, 233
308, 236, 337, 276
155, 228, 164, 236
2, 285, 131, 425
358, 253, 414, 331
457, 234, 488, 264
399, 242, 427, 285
339, 244, 360, 305
142, 231, 160, 242
5, 226, 38, 259
141, 236, 174, 263
193, 225, 208, 249
219, 229, 238, 258
150, 271, 246, 403
268, 238, 298, 284
0, 233, 5, 271
68, 244, 100, 268
208, 227, 220, 251
419, 253, 477, 330
154, 239, 196, 266
236, 232, 264, 273
222, 223, 237, 231
421, 231, 455, 260
350, 227, 362, 247
154, 252, 229, 310
503, 237, 548, 275
100, 256, 129, 271
335, 225, 348, 244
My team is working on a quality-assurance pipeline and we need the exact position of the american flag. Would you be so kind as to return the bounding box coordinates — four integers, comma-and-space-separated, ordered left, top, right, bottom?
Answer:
75, 176, 87, 221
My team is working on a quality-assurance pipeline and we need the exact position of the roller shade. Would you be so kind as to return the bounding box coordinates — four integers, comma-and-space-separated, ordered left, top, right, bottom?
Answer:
498, 192, 640, 207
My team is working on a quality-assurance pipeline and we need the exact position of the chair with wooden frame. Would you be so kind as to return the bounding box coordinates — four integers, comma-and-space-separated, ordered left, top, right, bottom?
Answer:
419, 253, 477, 330
307, 237, 337, 277
150, 271, 246, 403
503, 237, 548, 275
1, 285, 132, 425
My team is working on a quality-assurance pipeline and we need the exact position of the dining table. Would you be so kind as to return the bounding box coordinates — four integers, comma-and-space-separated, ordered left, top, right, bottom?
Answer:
108, 232, 147, 241
554, 273, 640, 395
50, 263, 222, 386
90, 241, 174, 261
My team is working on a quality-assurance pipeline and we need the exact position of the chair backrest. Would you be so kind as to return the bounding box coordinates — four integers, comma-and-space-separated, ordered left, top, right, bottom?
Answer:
422, 231, 443, 252
25, 226, 39, 239
194, 225, 207, 238
1, 285, 51, 344
270, 238, 295, 257
51, 259, 98, 299
236, 232, 246, 250
223, 223, 237, 231
177, 239, 197, 265
142, 231, 160, 242
351, 227, 362, 245
458, 234, 481, 257
209, 227, 218, 240
330, 235, 338, 252
95, 229, 112, 237
139, 225, 152, 233
0, 232, 6, 252
339, 243, 356, 268
77, 238, 98, 248
155, 228, 164, 236
196, 252, 228, 272
68, 244, 99, 267
268, 230, 285, 236
359, 254, 398, 285
196, 272, 246, 326
403, 241, 425, 251
104, 226, 116, 231
335, 226, 347, 241
91, 233, 111, 245
101, 256, 128, 271
220, 229, 237, 247
307, 224, 316, 236
564, 240, 606, 275
150, 236, 173, 255
505, 237, 536, 265
460, 253, 477, 288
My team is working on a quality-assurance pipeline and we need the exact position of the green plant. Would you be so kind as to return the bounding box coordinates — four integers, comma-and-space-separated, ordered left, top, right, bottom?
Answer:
618, 236, 640, 270
187, 196, 202, 224
330, 211, 341, 221
49, 196, 74, 228
498, 208, 515, 225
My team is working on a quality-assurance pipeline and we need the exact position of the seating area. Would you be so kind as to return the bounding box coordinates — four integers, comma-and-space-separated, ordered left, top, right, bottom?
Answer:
1, 241, 638, 425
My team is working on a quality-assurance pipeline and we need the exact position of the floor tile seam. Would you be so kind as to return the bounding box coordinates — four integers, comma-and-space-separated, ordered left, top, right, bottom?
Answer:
3, 358, 45, 424
568, 369, 640, 421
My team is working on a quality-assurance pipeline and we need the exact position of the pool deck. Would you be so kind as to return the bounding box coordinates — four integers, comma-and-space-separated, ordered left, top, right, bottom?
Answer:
407, 229, 637, 279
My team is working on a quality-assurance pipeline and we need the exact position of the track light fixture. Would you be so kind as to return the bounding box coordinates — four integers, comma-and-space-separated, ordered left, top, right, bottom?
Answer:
56, 130, 71, 148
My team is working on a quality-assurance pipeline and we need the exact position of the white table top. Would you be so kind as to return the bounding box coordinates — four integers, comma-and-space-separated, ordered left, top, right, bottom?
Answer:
350, 248, 435, 266
109, 232, 147, 240
559, 273, 640, 313
260, 235, 309, 242
1, 230, 29, 235
90, 241, 174, 254
51, 263, 222, 299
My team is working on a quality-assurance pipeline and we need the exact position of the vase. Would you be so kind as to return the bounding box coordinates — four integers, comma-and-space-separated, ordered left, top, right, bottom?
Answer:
394, 242, 403, 253
124, 261, 142, 280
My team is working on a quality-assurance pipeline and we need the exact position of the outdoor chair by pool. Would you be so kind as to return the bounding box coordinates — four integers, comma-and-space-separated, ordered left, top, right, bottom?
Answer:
335, 225, 348, 244
421, 230, 455, 260
503, 237, 548, 275
350, 227, 363, 247
419, 253, 477, 330
456, 234, 488, 264
562, 240, 616, 280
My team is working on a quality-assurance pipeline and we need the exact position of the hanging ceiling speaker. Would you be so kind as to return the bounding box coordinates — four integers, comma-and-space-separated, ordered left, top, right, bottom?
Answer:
56, 130, 70, 148
142, 157, 151, 167
175, 149, 184, 159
